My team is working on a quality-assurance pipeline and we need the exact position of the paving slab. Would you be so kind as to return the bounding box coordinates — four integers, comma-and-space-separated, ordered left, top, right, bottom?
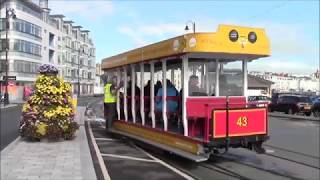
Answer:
0, 106, 96, 180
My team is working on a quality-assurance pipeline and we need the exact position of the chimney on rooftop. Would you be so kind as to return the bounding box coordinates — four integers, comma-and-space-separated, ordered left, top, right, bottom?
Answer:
39, 0, 50, 22
39, 0, 48, 9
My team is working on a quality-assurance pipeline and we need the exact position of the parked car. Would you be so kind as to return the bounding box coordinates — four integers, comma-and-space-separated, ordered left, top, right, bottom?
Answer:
269, 95, 313, 116
312, 98, 320, 117
248, 96, 271, 107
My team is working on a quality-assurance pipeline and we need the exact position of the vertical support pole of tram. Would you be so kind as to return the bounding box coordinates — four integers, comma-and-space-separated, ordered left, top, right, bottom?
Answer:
205, 62, 209, 95
124, 66, 128, 122
242, 59, 248, 100
225, 95, 230, 152
201, 64, 205, 89
140, 62, 145, 125
182, 56, 189, 136
171, 69, 174, 86
215, 59, 219, 97
162, 59, 167, 131
150, 61, 155, 128
116, 68, 120, 120
131, 64, 136, 123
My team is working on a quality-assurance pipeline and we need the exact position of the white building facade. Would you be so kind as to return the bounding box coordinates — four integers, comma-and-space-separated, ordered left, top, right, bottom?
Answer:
250, 71, 320, 95
94, 63, 103, 95
0, 0, 96, 101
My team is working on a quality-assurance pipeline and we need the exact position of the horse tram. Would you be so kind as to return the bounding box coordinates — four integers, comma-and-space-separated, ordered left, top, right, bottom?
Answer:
101, 24, 270, 162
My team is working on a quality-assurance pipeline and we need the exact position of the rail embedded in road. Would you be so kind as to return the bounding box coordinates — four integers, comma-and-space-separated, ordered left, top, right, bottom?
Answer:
269, 112, 320, 121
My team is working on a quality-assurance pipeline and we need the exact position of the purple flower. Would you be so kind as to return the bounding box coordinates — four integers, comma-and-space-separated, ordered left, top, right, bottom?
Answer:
38, 64, 58, 74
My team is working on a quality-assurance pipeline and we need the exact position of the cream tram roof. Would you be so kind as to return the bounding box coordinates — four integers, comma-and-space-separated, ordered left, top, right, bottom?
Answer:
102, 24, 270, 70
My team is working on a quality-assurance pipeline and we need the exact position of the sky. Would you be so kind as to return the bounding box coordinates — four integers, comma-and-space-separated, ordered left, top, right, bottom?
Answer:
48, 0, 320, 75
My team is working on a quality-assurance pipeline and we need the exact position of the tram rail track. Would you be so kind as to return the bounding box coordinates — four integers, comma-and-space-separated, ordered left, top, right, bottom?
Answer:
263, 144, 320, 169
263, 152, 320, 169
87, 99, 319, 180
264, 144, 319, 159
208, 154, 302, 180
199, 163, 251, 180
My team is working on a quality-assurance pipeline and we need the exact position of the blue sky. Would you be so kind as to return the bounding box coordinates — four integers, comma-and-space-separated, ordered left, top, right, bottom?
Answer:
49, 0, 319, 74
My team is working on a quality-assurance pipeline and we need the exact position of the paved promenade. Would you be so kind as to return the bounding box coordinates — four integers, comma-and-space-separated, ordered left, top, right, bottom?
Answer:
0, 107, 96, 180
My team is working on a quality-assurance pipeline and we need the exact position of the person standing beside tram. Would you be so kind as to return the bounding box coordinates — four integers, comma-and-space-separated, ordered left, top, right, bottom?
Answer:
104, 76, 123, 131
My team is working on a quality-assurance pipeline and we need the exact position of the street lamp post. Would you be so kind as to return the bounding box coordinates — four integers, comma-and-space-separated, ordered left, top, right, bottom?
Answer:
78, 49, 81, 97
77, 47, 84, 97
4, 8, 16, 105
184, 20, 196, 34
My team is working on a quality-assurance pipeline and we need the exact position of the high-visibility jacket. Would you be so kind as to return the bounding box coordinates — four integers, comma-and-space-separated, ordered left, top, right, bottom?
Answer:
104, 83, 116, 103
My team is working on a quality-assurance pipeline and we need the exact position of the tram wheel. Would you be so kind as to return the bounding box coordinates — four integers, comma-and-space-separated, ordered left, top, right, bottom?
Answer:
252, 141, 266, 154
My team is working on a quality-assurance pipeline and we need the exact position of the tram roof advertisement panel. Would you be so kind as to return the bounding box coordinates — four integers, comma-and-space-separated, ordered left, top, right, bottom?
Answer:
102, 24, 270, 70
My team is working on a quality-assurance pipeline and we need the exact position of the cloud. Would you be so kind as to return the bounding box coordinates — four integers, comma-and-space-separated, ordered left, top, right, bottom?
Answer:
117, 20, 220, 47
118, 26, 147, 46
249, 59, 317, 74
48, 1, 114, 21
239, 21, 319, 56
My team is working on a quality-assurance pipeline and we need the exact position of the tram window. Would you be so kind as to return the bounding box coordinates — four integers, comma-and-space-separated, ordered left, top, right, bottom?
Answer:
119, 68, 125, 120
219, 61, 243, 96
207, 61, 218, 96
154, 61, 163, 96
153, 61, 163, 128
143, 63, 152, 126
132, 64, 141, 123
142, 64, 151, 96
188, 60, 208, 96
126, 66, 133, 122
167, 59, 182, 92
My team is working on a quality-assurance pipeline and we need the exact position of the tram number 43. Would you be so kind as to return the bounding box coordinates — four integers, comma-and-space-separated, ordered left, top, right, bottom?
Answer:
236, 116, 248, 127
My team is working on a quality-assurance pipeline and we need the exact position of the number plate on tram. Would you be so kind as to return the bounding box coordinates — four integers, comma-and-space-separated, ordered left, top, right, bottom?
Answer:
212, 108, 267, 138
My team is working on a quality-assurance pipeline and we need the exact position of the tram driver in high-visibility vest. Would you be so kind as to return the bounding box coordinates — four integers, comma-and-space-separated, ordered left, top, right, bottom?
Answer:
104, 76, 122, 131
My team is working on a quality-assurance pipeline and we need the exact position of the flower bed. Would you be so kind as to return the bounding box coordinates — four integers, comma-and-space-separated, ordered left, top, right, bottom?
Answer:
20, 64, 79, 140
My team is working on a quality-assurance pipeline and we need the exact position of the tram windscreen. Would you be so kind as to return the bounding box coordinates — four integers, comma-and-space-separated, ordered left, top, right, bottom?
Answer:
219, 61, 243, 96
188, 61, 209, 96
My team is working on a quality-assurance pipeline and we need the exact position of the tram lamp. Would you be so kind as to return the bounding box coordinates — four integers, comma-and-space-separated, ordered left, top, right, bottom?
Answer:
4, 8, 17, 105
229, 29, 238, 42
185, 21, 196, 34
248, 31, 257, 43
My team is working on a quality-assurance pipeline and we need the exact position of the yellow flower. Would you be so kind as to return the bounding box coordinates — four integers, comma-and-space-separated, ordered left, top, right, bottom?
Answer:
22, 103, 31, 112
36, 122, 47, 136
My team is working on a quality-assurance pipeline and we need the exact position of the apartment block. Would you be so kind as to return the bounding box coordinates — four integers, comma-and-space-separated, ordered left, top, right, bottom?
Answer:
0, 0, 96, 101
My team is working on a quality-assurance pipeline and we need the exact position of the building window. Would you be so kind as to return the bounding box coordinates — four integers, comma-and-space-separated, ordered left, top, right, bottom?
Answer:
0, 18, 6, 31
49, 33, 55, 47
0, 60, 6, 72
0, 39, 7, 51
10, 39, 42, 56
14, 60, 40, 74
16, 3, 42, 19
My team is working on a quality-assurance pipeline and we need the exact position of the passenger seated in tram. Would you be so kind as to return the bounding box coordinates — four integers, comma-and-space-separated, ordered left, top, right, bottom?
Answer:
154, 81, 162, 96
144, 80, 151, 121
155, 80, 179, 113
144, 80, 151, 96
188, 75, 207, 96
126, 80, 141, 120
